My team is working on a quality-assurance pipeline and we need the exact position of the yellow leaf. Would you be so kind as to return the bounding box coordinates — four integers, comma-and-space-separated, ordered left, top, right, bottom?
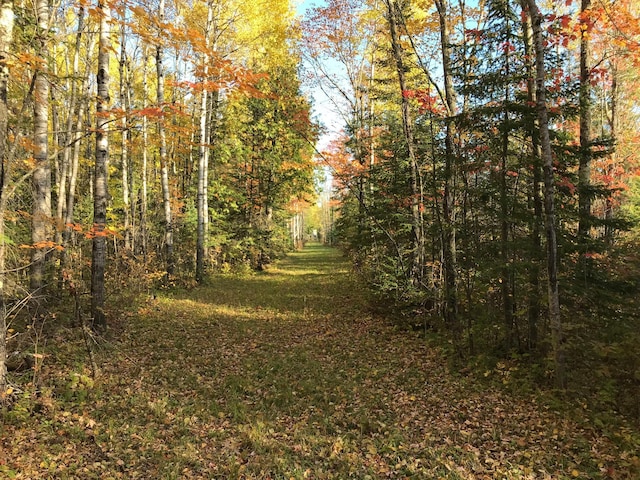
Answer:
571, 469, 580, 477
5, 387, 13, 395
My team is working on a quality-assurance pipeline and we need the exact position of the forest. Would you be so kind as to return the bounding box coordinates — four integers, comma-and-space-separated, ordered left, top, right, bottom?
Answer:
1, 0, 640, 477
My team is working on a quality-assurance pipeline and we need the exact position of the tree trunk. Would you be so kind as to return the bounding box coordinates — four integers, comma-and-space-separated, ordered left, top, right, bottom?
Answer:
578, 0, 591, 243
0, 0, 14, 398
500, 18, 514, 350
56, 6, 85, 252
119, 20, 131, 251
603, 59, 617, 242
92, 0, 111, 332
139, 47, 149, 258
521, 0, 542, 350
205, 90, 218, 255
500, 123, 514, 350
63, 36, 94, 251
435, 0, 459, 336
384, 0, 424, 284
196, 86, 208, 282
31, 0, 51, 292
527, 0, 566, 389
157, 0, 174, 277
50, 49, 62, 208
196, 1, 213, 283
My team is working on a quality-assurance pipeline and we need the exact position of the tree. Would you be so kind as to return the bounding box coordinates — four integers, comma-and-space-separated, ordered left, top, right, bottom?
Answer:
0, 0, 14, 398
140, 48, 149, 256
91, 0, 111, 332
157, 0, 174, 278
301, 0, 378, 236
435, 0, 459, 338
520, 0, 543, 350
384, 0, 424, 285
196, 0, 214, 284
218, 58, 317, 268
119, 15, 132, 251
578, 0, 592, 244
57, 4, 86, 254
526, 0, 566, 389
31, 0, 51, 292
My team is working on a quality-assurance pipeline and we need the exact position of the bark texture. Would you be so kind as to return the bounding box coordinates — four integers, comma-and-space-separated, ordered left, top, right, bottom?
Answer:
31, 0, 51, 292
0, 0, 14, 397
527, 0, 566, 389
91, 0, 111, 332
385, 0, 424, 284
435, 0, 459, 335
578, 0, 592, 242
157, 0, 174, 277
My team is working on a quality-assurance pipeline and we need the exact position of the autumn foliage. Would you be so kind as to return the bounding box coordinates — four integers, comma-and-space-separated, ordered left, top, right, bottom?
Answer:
0, 0, 639, 476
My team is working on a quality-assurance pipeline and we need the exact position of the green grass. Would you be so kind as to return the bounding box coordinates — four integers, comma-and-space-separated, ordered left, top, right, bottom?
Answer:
2, 244, 639, 479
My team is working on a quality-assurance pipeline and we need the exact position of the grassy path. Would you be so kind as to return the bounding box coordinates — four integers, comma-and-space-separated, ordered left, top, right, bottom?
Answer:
2, 245, 637, 478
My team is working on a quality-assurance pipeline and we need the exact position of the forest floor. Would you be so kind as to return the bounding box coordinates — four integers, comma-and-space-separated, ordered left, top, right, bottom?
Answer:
2, 244, 639, 479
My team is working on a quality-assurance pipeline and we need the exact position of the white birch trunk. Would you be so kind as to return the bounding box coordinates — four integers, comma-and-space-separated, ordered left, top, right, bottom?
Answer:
0, 0, 14, 398
119, 22, 131, 250
140, 47, 149, 257
64, 36, 95, 245
527, 0, 565, 389
56, 7, 85, 243
196, 1, 214, 283
435, 0, 459, 333
31, 0, 51, 291
157, 0, 174, 276
91, 0, 111, 331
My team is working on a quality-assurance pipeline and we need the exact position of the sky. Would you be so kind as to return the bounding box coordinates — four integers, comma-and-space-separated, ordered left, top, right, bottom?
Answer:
294, 0, 318, 16
293, 0, 342, 198
294, 0, 345, 151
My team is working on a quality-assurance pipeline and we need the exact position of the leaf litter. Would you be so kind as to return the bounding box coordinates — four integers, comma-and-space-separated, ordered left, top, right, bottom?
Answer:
2, 245, 639, 479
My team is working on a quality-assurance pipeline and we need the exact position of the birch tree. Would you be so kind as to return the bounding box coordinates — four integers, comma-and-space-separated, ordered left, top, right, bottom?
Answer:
384, 0, 424, 284
0, 0, 14, 398
56, 5, 85, 250
526, 0, 565, 388
92, 0, 111, 331
119, 17, 132, 251
139, 47, 149, 257
31, 0, 51, 292
196, 0, 214, 283
157, 0, 174, 277
435, 0, 459, 335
